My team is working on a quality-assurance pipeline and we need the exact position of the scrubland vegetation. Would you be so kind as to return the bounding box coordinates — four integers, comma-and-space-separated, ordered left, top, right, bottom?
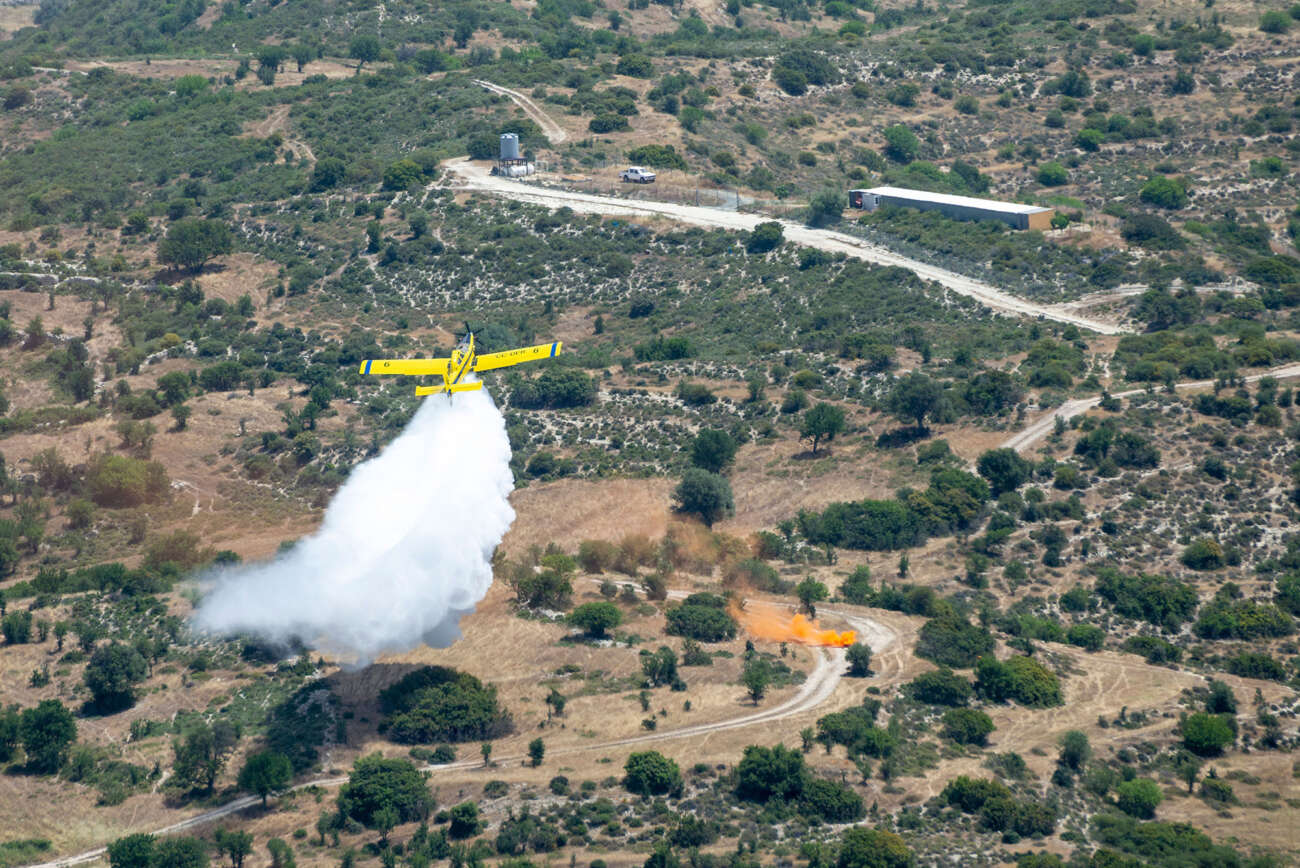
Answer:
1, 0, 1300, 864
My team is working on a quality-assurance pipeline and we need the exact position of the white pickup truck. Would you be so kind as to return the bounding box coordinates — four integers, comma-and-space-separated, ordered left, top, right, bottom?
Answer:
619, 166, 656, 183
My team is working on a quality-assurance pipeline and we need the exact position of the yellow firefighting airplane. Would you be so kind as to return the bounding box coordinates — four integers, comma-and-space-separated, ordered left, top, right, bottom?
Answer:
359, 333, 562, 397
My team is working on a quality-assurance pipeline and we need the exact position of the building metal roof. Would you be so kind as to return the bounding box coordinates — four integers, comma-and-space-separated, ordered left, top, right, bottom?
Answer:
858, 186, 1053, 216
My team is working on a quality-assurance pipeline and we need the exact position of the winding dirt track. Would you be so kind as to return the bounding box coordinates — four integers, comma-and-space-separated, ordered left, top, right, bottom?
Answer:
444, 158, 1129, 336
29, 604, 896, 868
473, 80, 569, 144
1001, 361, 1300, 453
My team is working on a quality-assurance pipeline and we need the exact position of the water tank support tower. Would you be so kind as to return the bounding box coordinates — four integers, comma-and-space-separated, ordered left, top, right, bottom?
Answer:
495, 133, 533, 177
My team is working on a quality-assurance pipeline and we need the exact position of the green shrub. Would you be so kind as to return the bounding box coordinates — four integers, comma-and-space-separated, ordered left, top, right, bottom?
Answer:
916, 614, 995, 668
626, 145, 687, 170
569, 602, 622, 638
909, 668, 973, 706
588, 113, 630, 133
337, 754, 432, 829
380, 666, 513, 743
664, 602, 738, 643
976, 655, 1062, 707
799, 778, 864, 822
86, 454, 169, 508
1181, 712, 1233, 756
1037, 162, 1069, 187
1066, 624, 1105, 651
941, 708, 994, 746
1139, 176, 1189, 210
736, 743, 806, 801
1180, 537, 1224, 570
1115, 778, 1163, 819
624, 750, 681, 795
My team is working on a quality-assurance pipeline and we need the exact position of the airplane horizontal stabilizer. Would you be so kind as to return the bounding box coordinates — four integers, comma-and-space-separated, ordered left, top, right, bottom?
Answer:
414, 382, 483, 397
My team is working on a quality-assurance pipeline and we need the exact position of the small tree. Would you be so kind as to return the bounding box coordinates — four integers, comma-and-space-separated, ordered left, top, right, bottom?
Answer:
84, 642, 148, 713
837, 828, 913, 868
237, 751, 293, 805
795, 578, 829, 618
337, 754, 432, 829
349, 34, 382, 72
215, 829, 253, 868
1175, 751, 1202, 793
747, 222, 784, 254
672, 468, 734, 528
528, 737, 545, 767
1182, 712, 1234, 756
107, 834, 156, 868
173, 720, 240, 793
569, 602, 622, 638
291, 43, 315, 72
882, 125, 920, 163
545, 688, 567, 720
1181, 537, 1224, 570
1058, 730, 1090, 771
152, 838, 208, 868
801, 403, 846, 454
977, 448, 1033, 496
941, 708, 994, 746
806, 190, 844, 227
888, 372, 943, 431
480, 742, 492, 766
624, 750, 682, 795
19, 699, 77, 774
742, 657, 774, 704
157, 219, 233, 273
846, 643, 872, 677
1115, 778, 1162, 819
691, 429, 738, 473
1037, 162, 1069, 186
448, 802, 480, 839
266, 839, 295, 868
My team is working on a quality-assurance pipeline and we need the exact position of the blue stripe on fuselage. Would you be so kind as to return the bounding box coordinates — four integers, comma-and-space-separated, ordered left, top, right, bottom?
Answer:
364, 360, 372, 375
450, 351, 473, 384
550, 342, 557, 358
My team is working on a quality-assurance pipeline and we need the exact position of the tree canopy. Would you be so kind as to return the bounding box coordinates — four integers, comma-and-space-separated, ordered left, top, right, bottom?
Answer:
237, 751, 293, 805
672, 468, 734, 527
157, 219, 233, 272
569, 601, 622, 638
84, 642, 148, 713
19, 699, 77, 774
337, 754, 432, 828
624, 750, 682, 795
801, 403, 846, 454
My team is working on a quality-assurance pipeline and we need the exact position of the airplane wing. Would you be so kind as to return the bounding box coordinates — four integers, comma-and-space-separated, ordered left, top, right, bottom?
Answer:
473, 341, 562, 373
359, 358, 451, 376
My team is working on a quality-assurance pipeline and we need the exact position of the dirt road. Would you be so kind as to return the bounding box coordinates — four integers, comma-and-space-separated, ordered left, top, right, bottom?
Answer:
1001, 361, 1300, 453
473, 80, 569, 144
445, 159, 1129, 336
29, 603, 895, 868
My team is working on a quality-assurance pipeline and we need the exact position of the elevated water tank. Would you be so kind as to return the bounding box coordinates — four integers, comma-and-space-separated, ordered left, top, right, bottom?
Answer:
499, 133, 520, 161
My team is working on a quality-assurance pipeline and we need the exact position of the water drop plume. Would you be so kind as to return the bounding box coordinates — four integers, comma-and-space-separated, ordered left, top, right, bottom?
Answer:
193, 386, 514, 665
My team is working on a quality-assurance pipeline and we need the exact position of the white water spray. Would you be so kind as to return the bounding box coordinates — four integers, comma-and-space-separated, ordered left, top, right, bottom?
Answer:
193, 386, 515, 664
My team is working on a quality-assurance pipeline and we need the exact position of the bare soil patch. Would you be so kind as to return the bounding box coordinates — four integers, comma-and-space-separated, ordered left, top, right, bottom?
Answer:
195, 253, 279, 309
501, 477, 674, 557
0, 3, 34, 37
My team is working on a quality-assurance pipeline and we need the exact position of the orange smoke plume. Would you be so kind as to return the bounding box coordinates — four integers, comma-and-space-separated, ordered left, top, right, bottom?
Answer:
730, 602, 857, 648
